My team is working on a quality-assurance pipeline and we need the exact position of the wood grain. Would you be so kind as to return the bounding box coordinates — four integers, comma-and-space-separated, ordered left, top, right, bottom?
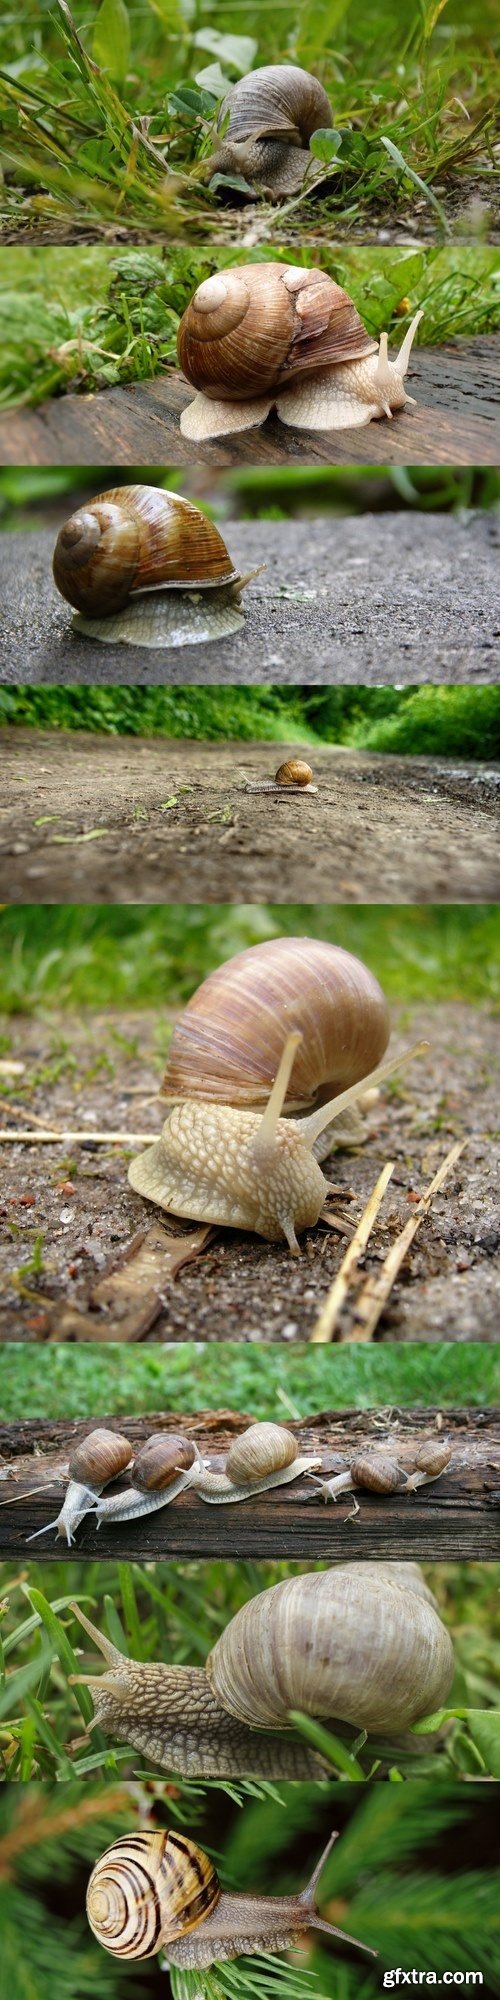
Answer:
1, 340, 499, 466
1, 1408, 499, 1561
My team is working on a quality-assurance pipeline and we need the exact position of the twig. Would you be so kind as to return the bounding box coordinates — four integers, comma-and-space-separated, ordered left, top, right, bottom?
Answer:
309, 1162, 395, 1343
0, 1129, 155, 1144
346, 1140, 467, 1342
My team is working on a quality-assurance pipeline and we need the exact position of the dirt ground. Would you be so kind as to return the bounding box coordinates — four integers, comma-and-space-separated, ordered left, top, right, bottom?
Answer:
0, 1004, 498, 1341
1, 731, 498, 904
1, 513, 499, 684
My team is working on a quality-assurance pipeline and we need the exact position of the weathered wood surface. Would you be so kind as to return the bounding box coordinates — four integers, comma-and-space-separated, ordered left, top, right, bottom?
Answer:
1, 1409, 499, 1560
1, 340, 499, 467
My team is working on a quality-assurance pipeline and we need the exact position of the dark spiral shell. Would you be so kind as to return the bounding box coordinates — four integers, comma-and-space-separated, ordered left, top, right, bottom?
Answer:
68, 1428, 133, 1486
52, 485, 238, 615
177, 264, 375, 403
133, 1432, 197, 1492
86, 1830, 220, 1958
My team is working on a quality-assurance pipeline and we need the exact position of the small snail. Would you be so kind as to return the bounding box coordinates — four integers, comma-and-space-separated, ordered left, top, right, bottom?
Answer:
316, 1442, 452, 1505
27, 1429, 133, 1546
275, 759, 314, 786
52, 485, 260, 647
177, 263, 424, 440
86, 1827, 376, 1969
127, 936, 425, 1252
95, 1422, 321, 1525
71, 1563, 454, 1778
207, 65, 333, 198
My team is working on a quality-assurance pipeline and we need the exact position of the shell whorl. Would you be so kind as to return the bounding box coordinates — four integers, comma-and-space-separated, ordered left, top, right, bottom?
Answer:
86, 1831, 220, 1959
52, 485, 238, 615
160, 936, 390, 1111
206, 1563, 454, 1735
216, 66, 332, 147
225, 1423, 298, 1484
132, 1433, 197, 1492
68, 1428, 133, 1486
177, 264, 376, 403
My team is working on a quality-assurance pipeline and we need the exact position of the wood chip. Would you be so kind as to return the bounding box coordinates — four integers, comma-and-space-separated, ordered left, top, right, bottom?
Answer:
310, 1163, 395, 1343
46, 1222, 215, 1340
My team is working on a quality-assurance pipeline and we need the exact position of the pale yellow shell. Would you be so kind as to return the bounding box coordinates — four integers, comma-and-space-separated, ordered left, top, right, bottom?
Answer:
160, 936, 390, 1111
206, 1563, 454, 1734
226, 1423, 298, 1484
87, 1831, 219, 1959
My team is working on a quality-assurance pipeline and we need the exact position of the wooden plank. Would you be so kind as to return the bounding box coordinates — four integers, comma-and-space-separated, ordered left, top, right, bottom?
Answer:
1, 1409, 499, 1560
1, 339, 499, 467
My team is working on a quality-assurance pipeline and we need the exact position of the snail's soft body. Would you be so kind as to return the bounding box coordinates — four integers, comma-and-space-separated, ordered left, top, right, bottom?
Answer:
177, 263, 423, 440
72, 1562, 454, 1779
86, 1828, 377, 1970
126, 936, 427, 1250
208, 65, 333, 198
52, 485, 258, 647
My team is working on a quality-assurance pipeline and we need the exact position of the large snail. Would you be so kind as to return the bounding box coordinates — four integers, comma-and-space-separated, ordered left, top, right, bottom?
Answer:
177, 262, 423, 440
86, 1827, 377, 1969
207, 64, 333, 198
52, 485, 260, 646
71, 1563, 454, 1778
127, 936, 426, 1253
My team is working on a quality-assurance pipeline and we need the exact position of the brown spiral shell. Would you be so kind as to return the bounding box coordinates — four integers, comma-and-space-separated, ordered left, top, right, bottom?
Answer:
160, 936, 390, 1112
68, 1429, 133, 1486
86, 1830, 220, 1958
350, 1455, 407, 1494
133, 1433, 197, 1492
52, 485, 238, 616
226, 1423, 298, 1484
275, 760, 313, 786
177, 264, 376, 403
413, 1442, 451, 1476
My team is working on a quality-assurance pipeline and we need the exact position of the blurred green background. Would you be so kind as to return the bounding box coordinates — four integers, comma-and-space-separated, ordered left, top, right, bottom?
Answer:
0, 905, 498, 1012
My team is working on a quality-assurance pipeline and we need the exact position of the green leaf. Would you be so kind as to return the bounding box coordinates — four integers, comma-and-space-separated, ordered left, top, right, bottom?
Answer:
193, 31, 257, 75
309, 128, 343, 163
288, 1710, 366, 1779
25, 1587, 94, 1726
465, 1710, 500, 1778
168, 84, 219, 119
92, 0, 131, 86
195, 64, 231, 99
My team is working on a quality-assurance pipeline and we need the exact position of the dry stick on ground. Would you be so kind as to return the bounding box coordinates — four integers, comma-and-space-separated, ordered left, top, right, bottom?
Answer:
344, 1139, 467, 1342
310, 1163, 395, 1344
0, 1128, 156, 1144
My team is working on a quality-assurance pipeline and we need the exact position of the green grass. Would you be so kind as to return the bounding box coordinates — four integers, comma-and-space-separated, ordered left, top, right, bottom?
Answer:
2, 685, 499, 760
1, 1342, 498, 1419
0, 0, 497, 241
0, 243, 498, 409
0, 1562, 499, 1785
2, 464, 499, 521
0, 905, 498, 1014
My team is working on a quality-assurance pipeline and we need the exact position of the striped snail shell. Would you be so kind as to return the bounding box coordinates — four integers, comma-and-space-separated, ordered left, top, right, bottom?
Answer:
67, 1429, 134, 1486
177, 263, 424, 442
160, 936, 390, 1112
209, 65, 333, 196
350, 1454, 407, 1494
86, 1830, 219, 1958
52, 485, 239, 617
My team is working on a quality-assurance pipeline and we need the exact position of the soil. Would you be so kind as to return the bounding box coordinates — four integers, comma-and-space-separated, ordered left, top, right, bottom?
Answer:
1, 513, 499, 685
0, 1003, 498, 1341
1, 168, 498, 246
1, 730, 498, 905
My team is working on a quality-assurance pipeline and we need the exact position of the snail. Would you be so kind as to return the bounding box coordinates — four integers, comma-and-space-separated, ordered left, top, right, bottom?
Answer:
26, 1429, 134, 1547
206, 64, 333, 199
315, 1442, 452, 1505
177, 262, 424, 440
126, 935, 426, 1252
245, 759, 317, 795
52, 485, 261, 647
86, 1827, 377, 1969
94, 1423, 322, 1526
70, 1563, 454, 1778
